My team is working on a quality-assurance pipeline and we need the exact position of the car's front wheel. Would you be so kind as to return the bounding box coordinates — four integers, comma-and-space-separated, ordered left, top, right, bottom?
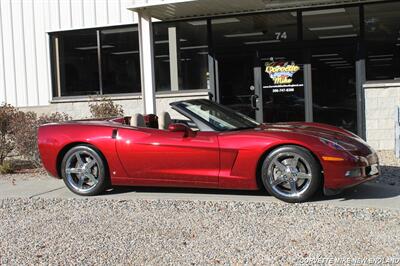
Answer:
261, 145, 322, 203
61, 145, 108, 196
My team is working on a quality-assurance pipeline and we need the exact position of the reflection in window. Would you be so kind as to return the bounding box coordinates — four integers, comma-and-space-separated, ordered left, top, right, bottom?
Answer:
50, 27, 141, 98
261, 52, 305, 123
311, 46, 357, 133
302, 8, 359, 40
212, 13, 298, 52
365, 2, 400, 80
101, 27, 141, 94
212, 12, 298, 120
51, 30, 100, 97
153, 20, 209, 92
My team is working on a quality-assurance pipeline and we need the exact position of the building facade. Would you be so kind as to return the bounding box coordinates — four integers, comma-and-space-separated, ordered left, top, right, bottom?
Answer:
0, 0, 399, 151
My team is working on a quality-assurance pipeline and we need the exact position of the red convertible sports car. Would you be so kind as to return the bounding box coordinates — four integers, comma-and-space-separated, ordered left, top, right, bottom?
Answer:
38, 99, 379, 203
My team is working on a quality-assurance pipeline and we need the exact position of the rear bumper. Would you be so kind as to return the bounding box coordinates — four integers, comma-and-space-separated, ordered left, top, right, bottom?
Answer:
322, 152, 380, 194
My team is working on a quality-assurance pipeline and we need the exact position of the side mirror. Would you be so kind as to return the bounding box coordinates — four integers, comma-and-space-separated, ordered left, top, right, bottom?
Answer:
168, 123, 195, 137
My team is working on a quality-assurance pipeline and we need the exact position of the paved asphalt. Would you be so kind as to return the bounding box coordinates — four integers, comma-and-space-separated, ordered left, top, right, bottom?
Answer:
1, 177, 399, 210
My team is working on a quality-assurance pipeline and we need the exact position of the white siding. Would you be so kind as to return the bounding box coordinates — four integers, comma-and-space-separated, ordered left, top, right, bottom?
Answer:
0, 1, 7, 104
0, 0, 136, 107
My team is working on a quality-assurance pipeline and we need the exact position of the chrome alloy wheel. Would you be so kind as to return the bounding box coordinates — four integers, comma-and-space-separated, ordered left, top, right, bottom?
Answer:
65, 150, 100, 193
267, 152, 312, 198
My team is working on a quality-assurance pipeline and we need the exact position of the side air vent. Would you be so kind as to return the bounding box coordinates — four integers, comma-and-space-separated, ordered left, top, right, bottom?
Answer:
111, 129, 118, 139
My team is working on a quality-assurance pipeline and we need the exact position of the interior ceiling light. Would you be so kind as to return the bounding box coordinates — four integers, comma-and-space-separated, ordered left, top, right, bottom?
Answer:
101, 28, 138, 34
225, 32, 264, 38
244, 40, 280, 45
312, 53, 339, 57
291, 8, 346, 17
180, 45, 208, 50
319, 34, 357, 39
75, 45, 114, 50
309, 24, 353, 31
368, 54, 393, 58
369, 58, 393, 62
155, 38, 187, 44
111, 50, 139, 55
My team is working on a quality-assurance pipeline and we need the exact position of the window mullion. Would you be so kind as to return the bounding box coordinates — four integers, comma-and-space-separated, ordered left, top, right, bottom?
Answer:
97, 30, 103, 95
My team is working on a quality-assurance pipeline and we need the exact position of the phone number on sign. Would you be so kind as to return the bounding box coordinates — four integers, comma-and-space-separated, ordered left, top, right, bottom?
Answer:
272, 88, 294, 93
300, 257, 400, 265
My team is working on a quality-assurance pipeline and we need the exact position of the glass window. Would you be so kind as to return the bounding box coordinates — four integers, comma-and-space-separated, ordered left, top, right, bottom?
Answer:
311, 45, 357, 133
212, 12, 298, 120
50, 26, 141, 98
365, 2, 400, 80
153, 20, 209, 92
51, 30, 99, 97
302, 7, 359, 40
212, 13, 298, 52
101, 27, 141, 94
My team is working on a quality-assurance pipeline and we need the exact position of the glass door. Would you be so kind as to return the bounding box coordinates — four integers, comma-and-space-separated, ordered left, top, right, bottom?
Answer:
258, 49, 306, 123
211, 11, 299, 122
217, 52, 258, 119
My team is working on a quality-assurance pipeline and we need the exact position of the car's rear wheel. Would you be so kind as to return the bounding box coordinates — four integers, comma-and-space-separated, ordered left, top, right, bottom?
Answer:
61, 145, 108, 196
261, 145, 322, 203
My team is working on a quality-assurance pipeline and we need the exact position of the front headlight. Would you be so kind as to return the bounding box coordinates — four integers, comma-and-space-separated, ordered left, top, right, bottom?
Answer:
320, 137, 357, 151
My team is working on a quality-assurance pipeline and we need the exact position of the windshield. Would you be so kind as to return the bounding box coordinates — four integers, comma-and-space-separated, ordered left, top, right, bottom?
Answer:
178, 100, 260, 131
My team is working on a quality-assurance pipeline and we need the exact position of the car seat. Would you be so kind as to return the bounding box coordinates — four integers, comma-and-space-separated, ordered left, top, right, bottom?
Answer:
130, 113, 146, 127
159, 112, 172, 130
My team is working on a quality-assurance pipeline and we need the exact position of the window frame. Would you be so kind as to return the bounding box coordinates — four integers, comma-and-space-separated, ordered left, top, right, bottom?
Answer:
49, 24, 142, 100
49, 0, 400, 100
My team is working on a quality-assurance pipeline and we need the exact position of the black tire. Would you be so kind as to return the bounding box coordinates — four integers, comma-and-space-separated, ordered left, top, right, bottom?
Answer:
261, 145, 322, 203
61, 145, 108, 196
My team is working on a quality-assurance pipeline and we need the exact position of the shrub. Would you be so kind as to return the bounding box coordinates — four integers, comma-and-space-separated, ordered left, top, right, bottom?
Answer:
0, 104, 18, 165
37, 112, 71, 125
0, 161, 14, 174
89, 97, 124, 118
12, 111, 71, 167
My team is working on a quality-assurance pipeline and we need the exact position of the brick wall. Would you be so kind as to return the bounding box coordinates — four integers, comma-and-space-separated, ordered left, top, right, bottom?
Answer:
364, 81, 400, 151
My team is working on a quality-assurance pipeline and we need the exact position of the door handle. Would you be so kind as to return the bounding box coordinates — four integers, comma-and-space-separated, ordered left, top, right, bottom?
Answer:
251, 95, 259, 110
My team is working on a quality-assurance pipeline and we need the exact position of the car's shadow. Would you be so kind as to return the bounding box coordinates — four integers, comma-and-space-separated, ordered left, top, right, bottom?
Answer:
105, 186, 266, 197
102, 168, 400, 202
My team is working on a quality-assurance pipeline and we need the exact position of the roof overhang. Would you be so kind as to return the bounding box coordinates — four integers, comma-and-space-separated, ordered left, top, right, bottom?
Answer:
128, 0, 388, 21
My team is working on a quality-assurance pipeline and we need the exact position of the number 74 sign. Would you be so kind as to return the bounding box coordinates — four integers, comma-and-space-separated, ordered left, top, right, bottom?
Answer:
275, 32, 287, 40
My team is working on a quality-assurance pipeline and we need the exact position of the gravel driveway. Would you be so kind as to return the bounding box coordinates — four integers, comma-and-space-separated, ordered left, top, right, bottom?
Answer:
0, 198, 399, 265
376, 151, 400, 186
0, 150, 399, 265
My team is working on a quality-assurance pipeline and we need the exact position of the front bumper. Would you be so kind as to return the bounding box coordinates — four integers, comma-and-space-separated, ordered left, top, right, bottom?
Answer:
322, 152, 380, 195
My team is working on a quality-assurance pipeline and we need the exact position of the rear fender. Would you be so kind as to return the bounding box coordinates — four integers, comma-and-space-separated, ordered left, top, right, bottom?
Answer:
38, 124, 128, 179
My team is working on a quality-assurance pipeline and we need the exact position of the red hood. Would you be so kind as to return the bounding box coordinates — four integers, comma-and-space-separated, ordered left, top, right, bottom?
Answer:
259, 122, 352, 139
258, 122, 374, 156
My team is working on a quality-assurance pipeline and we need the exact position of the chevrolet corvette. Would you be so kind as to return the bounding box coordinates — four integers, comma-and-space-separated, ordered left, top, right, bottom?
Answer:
38, 99, 379, 203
